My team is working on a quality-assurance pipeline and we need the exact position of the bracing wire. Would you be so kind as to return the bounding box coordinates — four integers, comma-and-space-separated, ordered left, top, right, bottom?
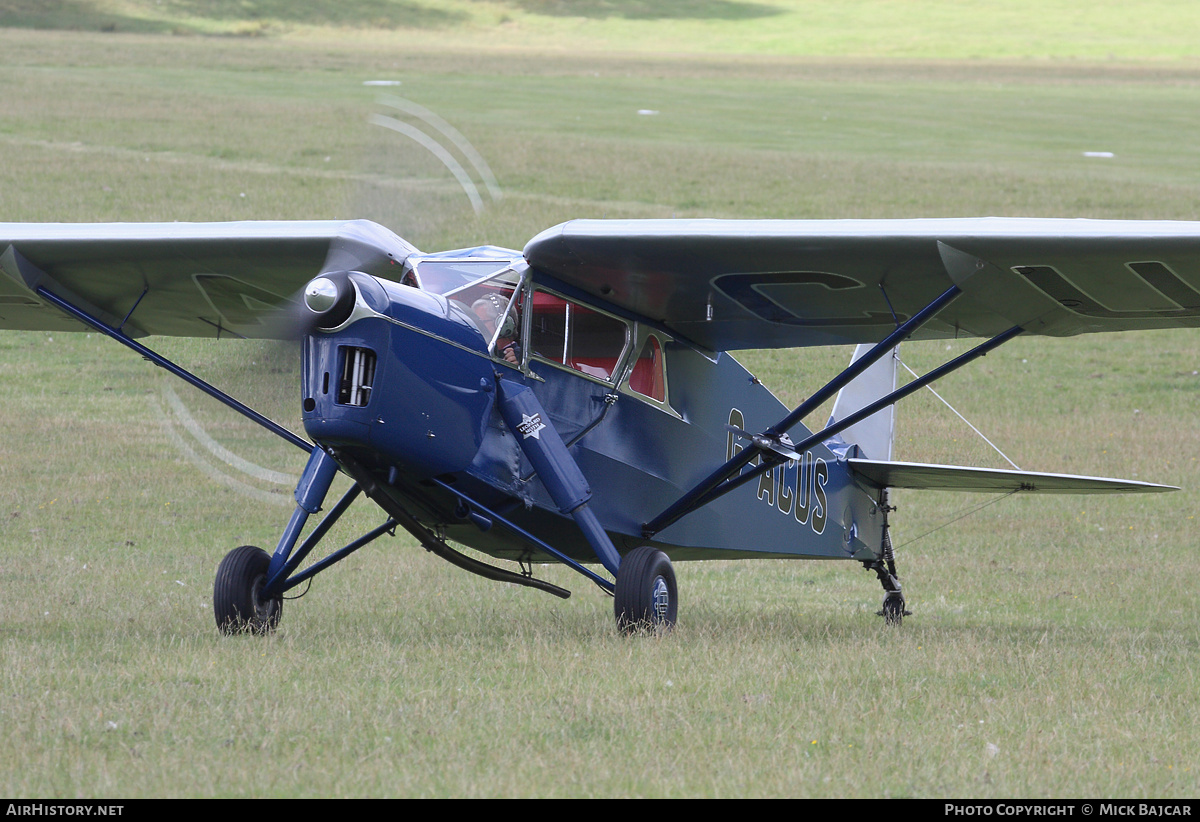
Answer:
894, 489, 1019, 549
890, 353, 1022, 548
898, 358, 1021, 470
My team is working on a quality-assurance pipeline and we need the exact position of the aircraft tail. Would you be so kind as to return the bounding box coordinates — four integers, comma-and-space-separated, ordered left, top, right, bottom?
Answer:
826, 344, 898, 461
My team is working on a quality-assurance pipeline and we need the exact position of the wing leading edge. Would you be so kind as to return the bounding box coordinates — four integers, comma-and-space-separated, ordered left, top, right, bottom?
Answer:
14, 216, 1200, 347
0, 220, 417, 338
524, 218, 1200, 351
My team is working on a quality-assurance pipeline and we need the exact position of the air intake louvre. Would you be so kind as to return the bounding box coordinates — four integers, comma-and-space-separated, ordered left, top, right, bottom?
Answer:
337, 346, 376, 407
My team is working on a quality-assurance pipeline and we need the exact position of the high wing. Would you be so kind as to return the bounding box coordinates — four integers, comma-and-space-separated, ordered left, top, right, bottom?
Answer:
0, 220, 417, 338
524, 218, 1200, 350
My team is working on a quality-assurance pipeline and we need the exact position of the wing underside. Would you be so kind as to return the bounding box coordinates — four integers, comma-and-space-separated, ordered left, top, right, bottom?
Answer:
0, 220, 417, 338
10, 216, 1200, 350
524, 218, 1200, 351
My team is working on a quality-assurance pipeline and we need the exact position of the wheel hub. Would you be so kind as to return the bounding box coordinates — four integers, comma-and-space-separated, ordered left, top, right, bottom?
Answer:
651, 576, 670, 621
250, 575, 279, 623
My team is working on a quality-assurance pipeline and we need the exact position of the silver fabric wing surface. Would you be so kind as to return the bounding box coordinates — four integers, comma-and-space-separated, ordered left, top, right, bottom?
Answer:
0, 220, 417, 338
524, 217, 1200, 351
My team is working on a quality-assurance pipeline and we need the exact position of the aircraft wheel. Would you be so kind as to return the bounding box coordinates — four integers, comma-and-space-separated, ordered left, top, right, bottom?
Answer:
880, 591, 907, 626
614, 546, 677, 634
213, 545, 282, 635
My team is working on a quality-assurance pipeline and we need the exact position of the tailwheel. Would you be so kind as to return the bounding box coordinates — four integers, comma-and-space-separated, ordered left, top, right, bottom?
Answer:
614, 546, 677, 634
214, 545, 282, 635
879, 590, 910, 626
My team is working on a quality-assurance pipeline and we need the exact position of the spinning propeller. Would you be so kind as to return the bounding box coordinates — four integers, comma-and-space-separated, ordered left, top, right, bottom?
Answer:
164, 93, 505, 500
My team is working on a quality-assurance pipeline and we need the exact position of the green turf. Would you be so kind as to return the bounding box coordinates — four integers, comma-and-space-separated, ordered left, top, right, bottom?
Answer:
6, 0, 1200, 61
2, 11, 1200, 799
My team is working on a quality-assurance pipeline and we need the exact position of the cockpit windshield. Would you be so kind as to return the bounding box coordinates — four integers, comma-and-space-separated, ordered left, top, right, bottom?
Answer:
410, 259, 516, 296
408, 256, 527, 365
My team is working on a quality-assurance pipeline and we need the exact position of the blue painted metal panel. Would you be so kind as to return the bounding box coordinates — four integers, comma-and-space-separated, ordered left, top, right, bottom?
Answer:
522, 343, 886, 562
301, 277, 496, 479
293, 266, 890, 569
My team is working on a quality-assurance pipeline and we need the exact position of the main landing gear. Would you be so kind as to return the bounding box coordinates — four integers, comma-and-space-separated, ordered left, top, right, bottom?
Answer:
208, 443, 681, 637
213, 545, 282, 635
614, 546, 678, 634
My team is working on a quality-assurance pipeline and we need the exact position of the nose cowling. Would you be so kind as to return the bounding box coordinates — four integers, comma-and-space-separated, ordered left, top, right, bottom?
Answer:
300, 274, 499, 480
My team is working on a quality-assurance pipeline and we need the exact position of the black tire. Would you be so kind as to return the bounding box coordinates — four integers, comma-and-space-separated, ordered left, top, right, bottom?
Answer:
881, 592, 906, 626
213, 545, 282, 635
614, 546, 677, 634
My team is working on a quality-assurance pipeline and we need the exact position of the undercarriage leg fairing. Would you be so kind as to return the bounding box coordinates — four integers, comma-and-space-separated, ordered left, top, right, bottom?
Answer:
496, 379, 623, 576
495, 378, 678, 632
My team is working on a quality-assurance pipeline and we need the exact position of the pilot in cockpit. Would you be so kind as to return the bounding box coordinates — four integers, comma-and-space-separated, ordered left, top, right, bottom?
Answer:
471, 294, 520, 364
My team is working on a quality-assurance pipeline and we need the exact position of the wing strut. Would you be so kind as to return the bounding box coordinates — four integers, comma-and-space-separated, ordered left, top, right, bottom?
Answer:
642, 285, 962, 536
665, 324, 1024, 522
760, 285, 962, 442
34, 285, 313, 454
642, 290, 1020, 539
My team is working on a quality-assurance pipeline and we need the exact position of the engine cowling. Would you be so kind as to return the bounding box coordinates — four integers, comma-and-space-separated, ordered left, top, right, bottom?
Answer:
300, 272, 497, 478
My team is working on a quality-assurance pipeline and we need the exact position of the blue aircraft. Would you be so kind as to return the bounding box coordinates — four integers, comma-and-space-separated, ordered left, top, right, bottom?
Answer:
0, 217, 1190, 633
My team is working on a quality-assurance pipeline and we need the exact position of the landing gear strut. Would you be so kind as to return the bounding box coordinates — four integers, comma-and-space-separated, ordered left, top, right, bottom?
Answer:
867, 530, 910, 625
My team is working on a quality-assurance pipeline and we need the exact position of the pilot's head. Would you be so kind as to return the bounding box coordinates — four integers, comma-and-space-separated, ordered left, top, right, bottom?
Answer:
472, 293, 516, 338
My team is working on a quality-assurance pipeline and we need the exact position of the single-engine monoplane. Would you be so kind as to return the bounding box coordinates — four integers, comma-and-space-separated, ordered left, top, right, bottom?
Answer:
1, 217, 1191, 632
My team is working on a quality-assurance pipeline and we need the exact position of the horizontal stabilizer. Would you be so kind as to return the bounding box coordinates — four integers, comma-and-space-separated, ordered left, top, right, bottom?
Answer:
847, 459, 1176, 494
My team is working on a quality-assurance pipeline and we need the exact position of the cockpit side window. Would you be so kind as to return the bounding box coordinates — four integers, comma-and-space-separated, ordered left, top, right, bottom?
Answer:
529, 290, 629, 382
628, 335, 665, 402
530, 292, 568, 364
618, 326, 678, 416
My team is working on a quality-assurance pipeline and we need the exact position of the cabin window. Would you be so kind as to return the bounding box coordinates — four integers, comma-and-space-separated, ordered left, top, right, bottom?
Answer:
529, 291, 628, 382
628, 336, 666, 402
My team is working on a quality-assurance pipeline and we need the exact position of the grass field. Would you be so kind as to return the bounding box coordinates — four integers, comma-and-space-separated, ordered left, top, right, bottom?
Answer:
3, 3, 1200, 798
5, 0, 1200, 60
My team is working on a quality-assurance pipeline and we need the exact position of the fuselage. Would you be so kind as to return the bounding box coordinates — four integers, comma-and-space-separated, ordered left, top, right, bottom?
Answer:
298, 249, 888, 565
